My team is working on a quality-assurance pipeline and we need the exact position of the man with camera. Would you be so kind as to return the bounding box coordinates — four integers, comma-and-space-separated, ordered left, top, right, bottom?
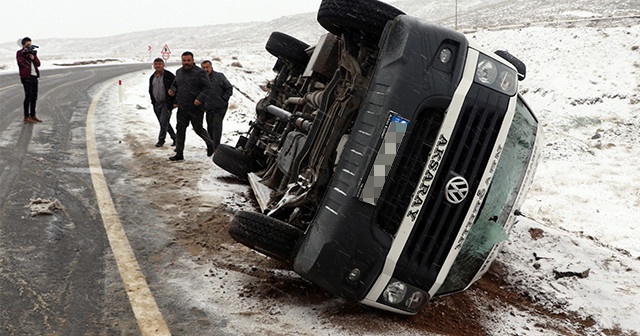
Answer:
16, 37, 41, 124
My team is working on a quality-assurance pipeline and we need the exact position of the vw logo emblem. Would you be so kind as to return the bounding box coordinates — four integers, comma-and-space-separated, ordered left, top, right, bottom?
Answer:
445, 176, 469, 204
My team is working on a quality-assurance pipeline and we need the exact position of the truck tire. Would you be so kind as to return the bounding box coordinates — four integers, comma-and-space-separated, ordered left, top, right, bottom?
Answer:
212, 144, 256, 180
265, 32, 311, 66
229, 211, 304, 262
317, 0, 404, 40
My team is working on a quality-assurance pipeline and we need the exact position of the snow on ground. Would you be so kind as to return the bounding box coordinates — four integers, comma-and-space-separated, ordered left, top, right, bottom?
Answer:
469, 24, 640, 252
92, 18, 640, 334
470, 24, 640, 333
91, 61, 344, 335
4, 1, 639, 333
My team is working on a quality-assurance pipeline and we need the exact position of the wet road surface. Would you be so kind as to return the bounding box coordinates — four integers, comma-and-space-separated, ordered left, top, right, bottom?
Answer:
0, 64, 174, 335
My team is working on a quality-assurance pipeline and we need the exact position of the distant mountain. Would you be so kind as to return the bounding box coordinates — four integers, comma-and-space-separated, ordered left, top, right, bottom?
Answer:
0, 13, 324, 64
1, 0, 636, 66
0, 0, 507, 63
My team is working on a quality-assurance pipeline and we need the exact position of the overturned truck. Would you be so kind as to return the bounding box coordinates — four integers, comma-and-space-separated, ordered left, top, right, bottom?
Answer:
213, 0, 542, 314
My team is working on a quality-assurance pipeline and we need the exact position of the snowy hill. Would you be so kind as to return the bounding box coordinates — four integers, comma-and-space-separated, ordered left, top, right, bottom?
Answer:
2, 0, 636, 68
0, 13, 324, 68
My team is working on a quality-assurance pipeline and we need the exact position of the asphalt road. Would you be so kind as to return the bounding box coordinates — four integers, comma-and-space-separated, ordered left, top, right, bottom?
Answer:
0, 64, 198, 335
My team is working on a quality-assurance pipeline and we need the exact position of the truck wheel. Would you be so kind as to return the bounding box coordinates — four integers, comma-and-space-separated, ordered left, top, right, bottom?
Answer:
265, 32, 311, 66
229, 211, 304, 262
212, 144, 256, 180
317, 0, 404, 40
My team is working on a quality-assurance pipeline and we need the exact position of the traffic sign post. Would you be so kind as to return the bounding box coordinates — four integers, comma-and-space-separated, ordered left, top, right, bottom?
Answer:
161, 44, 171, 61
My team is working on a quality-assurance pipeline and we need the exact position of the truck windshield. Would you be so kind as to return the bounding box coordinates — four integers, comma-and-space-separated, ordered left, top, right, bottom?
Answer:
437, 96, 538, 295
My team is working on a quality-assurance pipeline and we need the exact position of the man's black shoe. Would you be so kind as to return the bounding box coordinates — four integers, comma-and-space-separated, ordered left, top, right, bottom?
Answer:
207, 145, 214, 157
155, 141, 164, 147
169, 154, 184, 161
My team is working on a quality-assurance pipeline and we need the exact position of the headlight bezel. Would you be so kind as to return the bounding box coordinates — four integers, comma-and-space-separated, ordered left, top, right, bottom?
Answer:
378, 279, 429, 313
474, 53, 518, 96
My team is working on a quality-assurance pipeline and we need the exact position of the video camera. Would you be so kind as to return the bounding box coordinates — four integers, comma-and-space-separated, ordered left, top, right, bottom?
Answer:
23, 44, 39, 56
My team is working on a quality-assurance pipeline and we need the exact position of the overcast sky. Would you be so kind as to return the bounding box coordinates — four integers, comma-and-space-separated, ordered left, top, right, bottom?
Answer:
1, 0, 342, 45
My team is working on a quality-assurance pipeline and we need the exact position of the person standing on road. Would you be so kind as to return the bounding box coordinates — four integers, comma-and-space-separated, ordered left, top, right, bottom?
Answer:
16, 37, 42, 124
201, 60, 233, 151
149, 58, 177, 147
167, 51, 214, 161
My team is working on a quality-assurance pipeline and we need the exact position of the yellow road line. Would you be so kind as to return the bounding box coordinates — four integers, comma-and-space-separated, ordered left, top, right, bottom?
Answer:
0, 84, 19, 92
86, 83, 171, 336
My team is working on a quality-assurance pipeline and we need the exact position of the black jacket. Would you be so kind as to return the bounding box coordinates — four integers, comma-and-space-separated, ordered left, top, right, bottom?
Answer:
148, 69, 176, 108
169, 65, 210, 109
205, 71, 233, 110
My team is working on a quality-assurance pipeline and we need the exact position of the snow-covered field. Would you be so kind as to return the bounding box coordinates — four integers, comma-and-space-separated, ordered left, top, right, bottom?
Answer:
473, 24, 640, 333
2, 1, 639, 335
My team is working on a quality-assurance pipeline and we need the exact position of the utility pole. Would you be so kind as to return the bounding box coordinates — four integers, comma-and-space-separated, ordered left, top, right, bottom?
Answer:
455, 0, 458, 30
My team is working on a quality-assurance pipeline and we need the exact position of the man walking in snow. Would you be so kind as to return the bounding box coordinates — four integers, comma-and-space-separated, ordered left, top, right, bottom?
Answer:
16, 37, 42, 124
201, 60, 233, 151
167, 51, 214, 161
149, 58, 177, 147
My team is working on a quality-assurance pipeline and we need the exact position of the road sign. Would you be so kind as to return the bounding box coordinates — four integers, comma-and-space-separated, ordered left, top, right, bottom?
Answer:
161, 44, 171, 61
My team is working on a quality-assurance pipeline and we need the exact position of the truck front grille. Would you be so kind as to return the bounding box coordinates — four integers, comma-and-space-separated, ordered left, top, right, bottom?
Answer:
377, 84, 511, 287
374, 108, 445, 235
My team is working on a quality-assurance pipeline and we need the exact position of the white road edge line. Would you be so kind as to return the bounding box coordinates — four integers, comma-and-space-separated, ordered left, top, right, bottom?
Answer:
86, 83, 171, 336
0, 84, 20, 92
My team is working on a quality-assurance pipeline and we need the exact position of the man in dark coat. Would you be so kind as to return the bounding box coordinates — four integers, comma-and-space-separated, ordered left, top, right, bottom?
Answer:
167, 51, 214, 161
201, 60, 233, 151
148, 58, 177, 147
16, 37, 41, 124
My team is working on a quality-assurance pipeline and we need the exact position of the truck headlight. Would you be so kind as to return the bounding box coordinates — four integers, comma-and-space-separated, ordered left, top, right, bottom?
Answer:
382, 281, 407, 304
474, 54, 517, 96
405, 291, 426, 310
377, 279, 430, 313
498, 70, 516, 93
475, 58, 498, 85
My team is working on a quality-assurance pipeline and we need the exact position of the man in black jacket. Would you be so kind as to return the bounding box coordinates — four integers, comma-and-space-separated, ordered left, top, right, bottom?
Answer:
148, 58, 176, 147
167, 51, 214, 161
201, 60, 233, 151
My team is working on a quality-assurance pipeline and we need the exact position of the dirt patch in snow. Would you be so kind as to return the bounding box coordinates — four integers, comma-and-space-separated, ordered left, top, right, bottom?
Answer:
124, 134, 620, 336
